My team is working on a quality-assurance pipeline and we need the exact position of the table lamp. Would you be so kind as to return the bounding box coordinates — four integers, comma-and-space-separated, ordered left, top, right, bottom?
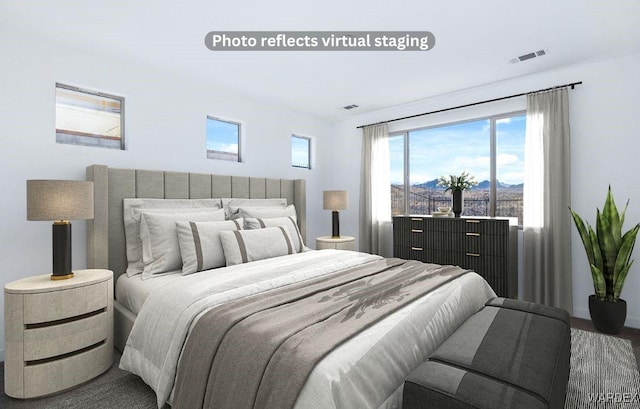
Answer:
323, 190, 348, 238
27, 180, 94, 280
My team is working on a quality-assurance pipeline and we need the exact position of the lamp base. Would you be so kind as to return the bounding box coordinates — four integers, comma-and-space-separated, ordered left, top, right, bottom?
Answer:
51, 272, 74, 281
332, 210, 340, 238
52, 221, 72, 279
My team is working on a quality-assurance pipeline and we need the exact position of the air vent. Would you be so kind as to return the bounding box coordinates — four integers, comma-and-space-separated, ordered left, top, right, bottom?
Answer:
508, 48, 549, 64
342, 104, 359, 110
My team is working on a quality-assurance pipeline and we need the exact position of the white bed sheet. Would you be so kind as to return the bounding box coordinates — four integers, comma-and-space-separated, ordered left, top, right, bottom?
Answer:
119, 250, 496, 409
116, 272, 183, 315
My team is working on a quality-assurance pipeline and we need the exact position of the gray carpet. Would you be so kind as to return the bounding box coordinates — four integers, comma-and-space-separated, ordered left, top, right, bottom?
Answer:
2, 328, 639, 408
45, 374, 156, 409
565, 329, 640, 409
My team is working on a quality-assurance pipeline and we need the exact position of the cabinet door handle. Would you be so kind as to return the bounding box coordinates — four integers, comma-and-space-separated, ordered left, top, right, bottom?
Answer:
411, 229, 423, 233
411, 218, 422, 221
465, 252, 481, 257
411, 247, 423, 251
465, 232, 480, 237
466, 220, 480, 224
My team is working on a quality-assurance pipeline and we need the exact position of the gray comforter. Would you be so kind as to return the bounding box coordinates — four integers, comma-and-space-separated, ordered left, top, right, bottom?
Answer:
172, 258, 470, 409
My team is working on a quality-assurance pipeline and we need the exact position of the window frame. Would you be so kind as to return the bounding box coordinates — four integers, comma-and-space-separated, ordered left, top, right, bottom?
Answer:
291, 134, 312, 170
391, 110, 525, 221
55, 82, 125, 150
206, 115, 242, 162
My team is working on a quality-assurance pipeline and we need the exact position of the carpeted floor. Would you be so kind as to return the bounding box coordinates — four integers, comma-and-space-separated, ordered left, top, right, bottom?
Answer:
565, 328, 640, 408
571, 316, 640, 372
1, 317, 639, 409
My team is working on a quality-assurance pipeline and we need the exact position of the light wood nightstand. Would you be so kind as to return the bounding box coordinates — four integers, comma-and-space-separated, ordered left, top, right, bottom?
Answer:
4, 269, 114, 398
316, 236, 356, 251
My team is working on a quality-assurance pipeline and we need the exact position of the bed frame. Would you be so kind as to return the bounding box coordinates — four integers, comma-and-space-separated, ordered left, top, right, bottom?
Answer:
85, 164, 306, 350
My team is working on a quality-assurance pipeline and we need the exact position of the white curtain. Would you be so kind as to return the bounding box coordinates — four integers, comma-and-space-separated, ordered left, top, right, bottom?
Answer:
523, 88, 573, 313
359, 123, 392, 256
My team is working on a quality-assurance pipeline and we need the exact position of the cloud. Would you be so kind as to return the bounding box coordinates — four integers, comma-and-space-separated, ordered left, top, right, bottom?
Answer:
208, 142, 238, 153
498, 171, 524, 185
497, 153, 519, 166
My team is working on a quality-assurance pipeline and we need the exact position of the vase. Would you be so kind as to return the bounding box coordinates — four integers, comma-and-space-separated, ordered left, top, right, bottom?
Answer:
452, 190, 463, 217
588, 295, 627, 334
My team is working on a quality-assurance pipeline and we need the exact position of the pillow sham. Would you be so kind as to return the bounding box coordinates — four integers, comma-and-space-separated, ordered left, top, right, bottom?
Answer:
140, 209, 226, 279
176, 219, 243, 275
238, 204, 297, 220
222, 198, 287, 219
219, 226, 297, 266
123, 198, 222, 277
244, 216, 305, 253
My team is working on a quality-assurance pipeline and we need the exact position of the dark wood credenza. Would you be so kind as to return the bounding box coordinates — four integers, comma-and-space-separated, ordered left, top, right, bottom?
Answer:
393, 215, 518, 298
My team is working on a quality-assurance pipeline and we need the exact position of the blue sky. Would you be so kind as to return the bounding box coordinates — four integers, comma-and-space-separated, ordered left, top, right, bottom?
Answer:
390, 115, 525, 185
206, 117, 239, 153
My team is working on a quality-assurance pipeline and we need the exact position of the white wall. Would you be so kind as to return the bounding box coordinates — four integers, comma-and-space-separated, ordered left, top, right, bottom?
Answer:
0, 30, 334, 360
331, 51, 640, 329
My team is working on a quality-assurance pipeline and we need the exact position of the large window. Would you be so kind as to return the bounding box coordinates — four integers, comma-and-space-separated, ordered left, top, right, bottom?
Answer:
291, 135, 311, 169
390, 112, 525, 224
206, 116, 240, 162
55, 83, 124, 149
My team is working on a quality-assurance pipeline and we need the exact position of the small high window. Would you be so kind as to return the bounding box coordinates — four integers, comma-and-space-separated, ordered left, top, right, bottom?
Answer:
206, 116, 240, 162
55, 83, 124, 149
291, 135, 311, 169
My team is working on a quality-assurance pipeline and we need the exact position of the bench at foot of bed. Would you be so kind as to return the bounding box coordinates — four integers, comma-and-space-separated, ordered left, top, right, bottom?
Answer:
404, 297, 571, 409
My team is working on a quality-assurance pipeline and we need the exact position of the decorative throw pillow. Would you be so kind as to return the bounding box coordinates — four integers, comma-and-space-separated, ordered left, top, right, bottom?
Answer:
176, 219, 243, 275
244, 216, 305, 253
238, 204, 297, 220
123, 198, 222, 277
223, 198, 287, 219
139, 209, 226, 279
219, 226, 297, 266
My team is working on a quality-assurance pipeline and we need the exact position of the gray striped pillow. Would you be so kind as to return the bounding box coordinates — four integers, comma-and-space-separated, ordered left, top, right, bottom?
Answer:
244, 216, 305, 253
176, 219, 243, 275
219, 226, 297, 266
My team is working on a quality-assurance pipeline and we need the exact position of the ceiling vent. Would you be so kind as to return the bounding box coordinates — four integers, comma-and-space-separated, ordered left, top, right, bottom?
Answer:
342, 104, 359, 110
508, 48, 548, 64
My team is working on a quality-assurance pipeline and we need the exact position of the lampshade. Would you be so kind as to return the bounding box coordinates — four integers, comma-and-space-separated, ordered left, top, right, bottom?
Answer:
27, 180, 94, 221
323, 190, 348, 211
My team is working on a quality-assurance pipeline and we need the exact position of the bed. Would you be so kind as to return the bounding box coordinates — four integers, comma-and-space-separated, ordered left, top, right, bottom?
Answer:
85, 164, 496, 409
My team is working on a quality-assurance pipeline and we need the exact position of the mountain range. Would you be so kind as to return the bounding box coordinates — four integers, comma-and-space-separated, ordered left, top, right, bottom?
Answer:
412, 179, 523, 189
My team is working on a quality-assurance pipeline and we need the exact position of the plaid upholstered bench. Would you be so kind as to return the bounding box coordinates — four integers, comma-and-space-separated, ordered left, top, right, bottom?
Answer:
403, 298, 571, 409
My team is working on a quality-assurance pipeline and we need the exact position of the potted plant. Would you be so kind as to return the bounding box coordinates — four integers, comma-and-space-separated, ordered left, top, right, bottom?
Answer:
570, 186, 639, 334
437, 171, 478, 217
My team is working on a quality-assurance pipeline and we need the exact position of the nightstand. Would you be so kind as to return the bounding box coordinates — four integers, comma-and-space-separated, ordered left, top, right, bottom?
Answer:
316, 236, 356, 251
4, 269, 114, 398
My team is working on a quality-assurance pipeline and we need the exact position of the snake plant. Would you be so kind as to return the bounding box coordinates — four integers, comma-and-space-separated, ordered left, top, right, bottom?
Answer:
570, 186, 640, 302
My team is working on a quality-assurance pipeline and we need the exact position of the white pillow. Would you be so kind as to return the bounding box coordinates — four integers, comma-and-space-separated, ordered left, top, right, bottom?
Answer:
238, 204, 297, 220
176, 220, 243, 275
222, 198, 287, 219
244, 216, 305, 253
123, 198, 222, 277
219, 226, 297, 266
140, 210, 225, 279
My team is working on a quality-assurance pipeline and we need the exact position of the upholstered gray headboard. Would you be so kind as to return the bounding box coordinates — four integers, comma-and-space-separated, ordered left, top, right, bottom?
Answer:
85, 164, 306, 282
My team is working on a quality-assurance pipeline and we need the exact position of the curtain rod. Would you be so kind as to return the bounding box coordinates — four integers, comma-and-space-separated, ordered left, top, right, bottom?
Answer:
356, 81, 583, 129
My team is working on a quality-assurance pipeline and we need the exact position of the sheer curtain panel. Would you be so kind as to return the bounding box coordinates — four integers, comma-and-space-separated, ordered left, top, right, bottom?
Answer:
359, 123, 392, 256
523, 88, 573, 313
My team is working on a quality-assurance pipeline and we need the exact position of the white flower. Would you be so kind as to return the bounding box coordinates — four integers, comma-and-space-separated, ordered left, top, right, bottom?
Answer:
436, 171, 479, 192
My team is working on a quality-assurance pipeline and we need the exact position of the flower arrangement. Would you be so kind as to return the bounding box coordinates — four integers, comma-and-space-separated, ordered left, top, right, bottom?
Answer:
437, 171, 478, 192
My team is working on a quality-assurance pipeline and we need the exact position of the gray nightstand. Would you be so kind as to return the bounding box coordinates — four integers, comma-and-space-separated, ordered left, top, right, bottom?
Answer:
4, 269, 114, 398
316, 236, 356, 251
